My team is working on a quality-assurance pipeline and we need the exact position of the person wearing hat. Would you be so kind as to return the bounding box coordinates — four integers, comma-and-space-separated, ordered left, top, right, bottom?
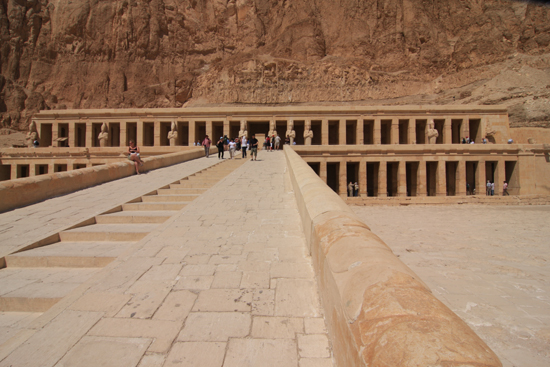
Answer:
216, 137, 225, 159
249, 134, 259, 161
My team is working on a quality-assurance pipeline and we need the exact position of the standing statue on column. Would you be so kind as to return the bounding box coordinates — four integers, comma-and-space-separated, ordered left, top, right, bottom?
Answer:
304, 120, 313, 145
239, 120, 248, 138
268, 120, 277, 137
98, 122, 109, 147
427, 120, 439, 145
286, 119, 296, 145
26, 121, 39, 147
168, 121, 178, 146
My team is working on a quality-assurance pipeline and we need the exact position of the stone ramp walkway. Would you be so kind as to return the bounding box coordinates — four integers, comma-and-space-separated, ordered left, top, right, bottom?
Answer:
0, 151, 334, 367
0, 155, 221, 258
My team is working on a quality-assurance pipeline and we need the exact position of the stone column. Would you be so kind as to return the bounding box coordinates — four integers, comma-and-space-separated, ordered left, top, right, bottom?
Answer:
154, 121, 161, 146
378, 161, 387, 197
188, 120, 196, 147
476, 160, 486, 195
29, 164, 36, 177
68, 122, 76, 148
52, 123, 59, 146
223, 119, 230, 138
374, 118, 381, 145
320, 161, 327, 185
48, 163, 55, 174
120, 122, 127, 146
206, 121, 213, 140
443, 118, 452, 144
417, 161, 427, 196
496, 160, 506, 195
457, 160, 467, 196
322, 119, 329, 145
86, 122, 93, 148
408, 119, 416, 144
461, 118, 469, 141
137, 121, 144, 147
397, 161, 407, 197
339, 119, 346, 145
10, 165, 17, 179
390, 118, 399, 145
359, 160, 367, 196
436, 161, 447, 196
339, 161, 347, 197
357, 119, 364, 145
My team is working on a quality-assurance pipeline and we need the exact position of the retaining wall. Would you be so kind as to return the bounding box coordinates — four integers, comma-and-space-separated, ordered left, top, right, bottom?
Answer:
0, 148, 210, 213
284, 146, 502, 367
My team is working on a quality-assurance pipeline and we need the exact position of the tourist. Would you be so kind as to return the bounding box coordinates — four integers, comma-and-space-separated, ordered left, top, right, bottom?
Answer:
285, 136, 290, 145
491, 181, 495, 196
216, 137, 225, 159
241, 136, 248, 158
482, 137, 488, 144
32, 139, 39, 148
274, 135, 281, 150
271, 135, 275, 151
127, 140, 143, 175
348, 182, 353, 197
354, 182, 359, 197
229, 138, 237, 159
202, 135, 211, 158
462, 137, 466, 144
508, 138, 514, 144
486, 180, 491, 196
236, 137, 241, 154
466, 183, 471, 195
249, 134, 259, 161
503, 181, 509, 196
264, 136, 270, 151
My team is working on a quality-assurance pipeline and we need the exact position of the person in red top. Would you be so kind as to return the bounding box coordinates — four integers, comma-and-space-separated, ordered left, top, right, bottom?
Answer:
503, 181, 509, 196
202, 135, 211, 158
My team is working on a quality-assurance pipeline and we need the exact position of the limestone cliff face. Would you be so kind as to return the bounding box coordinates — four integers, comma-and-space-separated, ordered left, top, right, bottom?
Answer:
1, 0, 550, 129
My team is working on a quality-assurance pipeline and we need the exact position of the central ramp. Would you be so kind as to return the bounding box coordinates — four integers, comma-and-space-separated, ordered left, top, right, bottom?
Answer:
0, 152, 334, 367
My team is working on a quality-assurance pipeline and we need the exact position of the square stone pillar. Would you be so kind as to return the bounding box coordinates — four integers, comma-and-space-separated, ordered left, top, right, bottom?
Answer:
443, 118, 452, 144
206, 121, 213, 141
48, 163, 55, 174
10, 165, 17, 179
374, 118, 381, 145
154, 121, 161, 147
397, 161, 407, 197
390, 119, 399, 145
120, 122, 127, 146
339, 161, 347, 197
322, 119, 329, 145
223, 120, 230, 138
378, 161, 387, 197
496, 160, 506, 195
476, 160, 486, 195
320, 161, 327, 184
68, 122, 76, 147
359, 160, 367, 196
52, 123, 59, 146
417, 161, 427, 196
188, 120, 196, 147
462, 117, 469, 141
457, 160, 467, 196
339, 119, 346, 145
136, 121, 144, 147
357, 119, 364, 145
408, 120, 416, 144
29, 164, 36, 177
436, 161, 447, 196
86, 122, 93, 148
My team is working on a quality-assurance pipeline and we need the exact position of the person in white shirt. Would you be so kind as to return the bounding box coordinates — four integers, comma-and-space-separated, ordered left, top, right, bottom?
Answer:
241, 137, 248, 158
229, 139, 237, 159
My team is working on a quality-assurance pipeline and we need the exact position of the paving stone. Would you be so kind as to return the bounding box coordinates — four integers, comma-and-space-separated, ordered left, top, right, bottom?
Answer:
252, 289, 275, 316
275, 279, 321, 317
304, 318, 328, 334
174, 275, 214, 290
224, 339, 298, 367
177, 312, 250, 342
299, 358, 334, 367
251, 316, 304, 339
152, 290, 196, 321
192, 289, 252, 312
137, 353, 166, 367
297, 334, 331, 358
271, 262, 314, 279
240, 271, 270, 289
211, 271, 242, 289
68, 292, 132, 317
163, 342, 226, 367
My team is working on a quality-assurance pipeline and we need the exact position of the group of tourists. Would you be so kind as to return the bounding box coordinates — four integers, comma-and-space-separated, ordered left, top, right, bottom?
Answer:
262, 135, 283, 151
206, 134, 260, 161
347, 182, 359, 197
486, 180, 510, 196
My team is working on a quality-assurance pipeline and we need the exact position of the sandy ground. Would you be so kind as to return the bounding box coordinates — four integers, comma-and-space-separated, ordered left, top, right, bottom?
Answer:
352, 205, 550, 367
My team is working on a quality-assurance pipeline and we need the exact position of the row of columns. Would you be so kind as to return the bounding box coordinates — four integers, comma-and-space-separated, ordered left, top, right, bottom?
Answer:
315, 158, 507, 197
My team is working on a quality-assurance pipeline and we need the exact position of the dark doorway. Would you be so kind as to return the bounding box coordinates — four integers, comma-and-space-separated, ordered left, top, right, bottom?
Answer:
485, 161, 497, 184
505, 161, 519, 195
446, 161, 458, 196
311, 121, 322, 145
346, 120, 357, 145
160, 122, 171, 146
347, 162, 359, 196
248, 122, 270, 140
406, 162, 419, 196
469, 119, 481, 143
416, 120, 426, 144
54, 164, 67, 173
308, 162, 320, 176
276, 121, 287, 141
126, 123, 137, 146
399, 120, 409, 144
294, 121, 305, 145
195, 122, 206, 144
17, 165, 29, 178
40, 123, 53, 147
381, 120, 391, 145
452, 119, 462, 144
366, 162, 379, 197
364, 120, 374, 145
327, 162, 340, 193
36, 164, 48, 175
466, 162, 477, 195
142, 122, 154, 146
212, 122, 223, 141
92, 123, 103, 147
328, 121, 339, 145
386, 162, 399, 197
58, 123, 69, 147
177, 122, 189, 146
426, 162, 438, 196
0, 165, 10, 181
109, 123, 120, 147
75, 123, 86, 147
435, 119, 444, 144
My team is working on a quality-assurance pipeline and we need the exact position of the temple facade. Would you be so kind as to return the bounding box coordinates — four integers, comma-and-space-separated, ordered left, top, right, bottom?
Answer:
1, 105, 549, 198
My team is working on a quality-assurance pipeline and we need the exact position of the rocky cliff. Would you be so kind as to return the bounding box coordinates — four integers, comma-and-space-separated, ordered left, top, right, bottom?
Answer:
1, 0, 550, 130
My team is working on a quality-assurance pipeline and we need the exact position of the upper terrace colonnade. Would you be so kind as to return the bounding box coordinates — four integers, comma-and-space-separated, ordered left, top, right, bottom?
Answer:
31, 105, 510, 148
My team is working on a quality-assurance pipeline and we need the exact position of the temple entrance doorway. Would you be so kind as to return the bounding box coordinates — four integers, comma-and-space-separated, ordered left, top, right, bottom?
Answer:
326, 162, 339, 193
311, 121, 322, 145
126, 123, 137, 146
466, 162, 477, 194
366, 162, 379, 197
426, 162, 438, 196
446, 161, 458, 196
308, 162, 320, 176
248, 122, 270, 141
406, 162, 419, 196
386, 162, 399, 197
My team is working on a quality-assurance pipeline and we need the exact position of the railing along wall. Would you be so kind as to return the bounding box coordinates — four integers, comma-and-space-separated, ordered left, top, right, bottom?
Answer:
283, 145, 502, 367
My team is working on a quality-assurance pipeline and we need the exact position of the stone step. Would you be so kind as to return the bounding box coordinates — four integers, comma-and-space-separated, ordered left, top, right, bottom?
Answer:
0, 268, 99, 312
141, 195, 195, 203
122, 202, 187, 211
4, 241, 135, 268
95, 211, 177, 224
59, 224, 158, 242
170, 182, 215, 188
158, 188, 207, 195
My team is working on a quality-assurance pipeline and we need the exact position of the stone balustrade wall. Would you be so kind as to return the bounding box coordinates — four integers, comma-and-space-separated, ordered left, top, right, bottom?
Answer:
283, 145, 502, 367
0, 148, 211, 213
